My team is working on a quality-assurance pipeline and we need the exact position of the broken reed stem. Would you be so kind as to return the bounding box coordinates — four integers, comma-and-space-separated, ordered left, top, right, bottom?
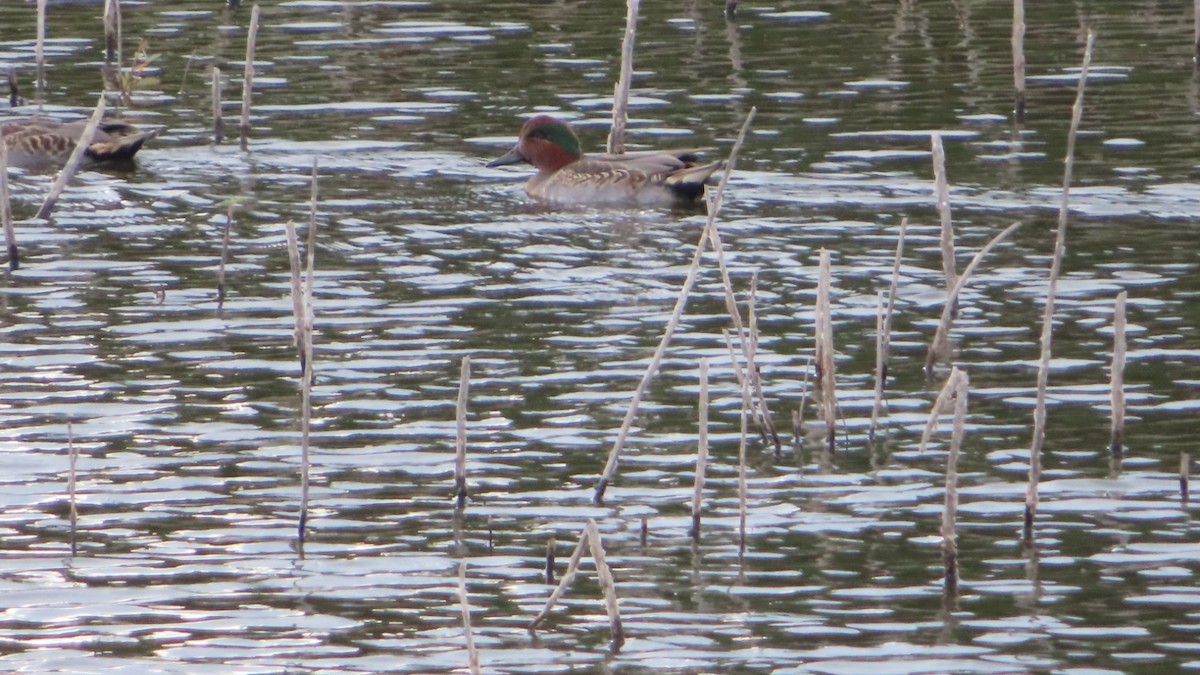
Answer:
530, 524, 590, 630
814, 250, 837, 456
36, 96, 107, 221
240, 4, 261, 153
606, 0, 640, 154
455, 356, 470, 509
690, 359, 710, 542
1026, 30, 1095, 545
68, 422, 78, 557
216, 203, 234, 308
924, 221, 1024, 374
932, 133, 959, 295
103, 0, 121, 64
457, 561, 482, 675
36, 0, 46, 105
7, 67, 17, 107
1109, 290, 1127, 466
585, 519, 625, 650
1181, 453, 1191, 504
869, 217, 908, 440
592, 108, 755, 506
737, 348, 751, 564
726, 0, 738, 18
794, 356, 812, 460
286, 220, 314, 553
212, 66, 224, 145
544, 536, 556, 584
747, 273, 781, 454
1, 137, 15, 272
1013, 0, 1027, 121
942, 368, 968, 597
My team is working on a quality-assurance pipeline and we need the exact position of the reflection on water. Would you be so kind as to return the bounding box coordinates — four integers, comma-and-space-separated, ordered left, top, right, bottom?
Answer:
1, 0, 1200, 672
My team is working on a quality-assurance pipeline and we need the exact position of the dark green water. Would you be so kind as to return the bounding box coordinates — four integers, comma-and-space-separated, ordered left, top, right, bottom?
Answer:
0, 1, 1199, 673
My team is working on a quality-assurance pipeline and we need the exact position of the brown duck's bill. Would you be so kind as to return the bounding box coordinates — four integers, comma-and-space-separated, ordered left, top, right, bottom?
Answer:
486, 144, 526, 168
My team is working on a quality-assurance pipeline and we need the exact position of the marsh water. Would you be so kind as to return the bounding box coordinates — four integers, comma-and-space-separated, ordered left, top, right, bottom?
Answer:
2, 0, 1200, 672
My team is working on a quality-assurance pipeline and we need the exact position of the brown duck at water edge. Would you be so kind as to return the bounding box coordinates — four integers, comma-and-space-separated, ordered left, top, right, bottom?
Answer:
487, 115, 723, 207
1, 118, 161, 170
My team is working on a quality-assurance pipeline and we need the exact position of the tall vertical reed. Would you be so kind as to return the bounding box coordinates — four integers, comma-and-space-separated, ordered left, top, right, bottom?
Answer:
36, 0, 47, 105
455, 356, 470, 509
1013, 0, 1027, 121
544, 536, 556, 584
592, 109, 755, 505
212, 66, 224, 144
1026, 31, 1095, 545
869, 217, 908, 440
607, 0, 640, 154
814, 250, 837, 455
286, 220, 314, 553
36, 96, 107, 220
1108, 291, 1127, 469
932, 133, 959, 294
690, 359, 710, 542
240, 5, 261, 152
457, 561, 481, 675
1, 136, 16, 271
68, 422, 78, 557
943, 369, 969, 596
104, 0, 122, 65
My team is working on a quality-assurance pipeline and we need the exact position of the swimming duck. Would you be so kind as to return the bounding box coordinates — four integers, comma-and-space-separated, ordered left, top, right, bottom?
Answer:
487, 115, 722, 207
2, 118, 160, 170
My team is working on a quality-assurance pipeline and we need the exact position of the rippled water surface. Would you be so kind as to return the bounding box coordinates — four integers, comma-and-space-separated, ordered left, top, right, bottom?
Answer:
2, 1, 1200, 673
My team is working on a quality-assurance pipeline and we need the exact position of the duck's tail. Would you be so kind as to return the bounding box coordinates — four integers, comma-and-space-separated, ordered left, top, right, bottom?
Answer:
664, 160, 724, 203
85, 123, 162, 163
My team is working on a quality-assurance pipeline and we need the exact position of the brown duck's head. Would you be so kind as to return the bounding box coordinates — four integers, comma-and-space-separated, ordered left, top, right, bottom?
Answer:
487, 115, 582, 173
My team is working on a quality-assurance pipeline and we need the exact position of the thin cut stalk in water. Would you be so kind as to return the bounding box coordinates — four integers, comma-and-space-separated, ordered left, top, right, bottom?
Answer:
1181, 453, 1191, 505
869, 217, 908, 440
36, 96, 107, 221
1108, 290, 1127, 470
457, 561, 482, 675
1, 136, 15, 271
814, 250, 837, 456
544, 536, 556, 584
212, 66, 224, 145
932, 133, 959, 294
942, 368, 968, 597
240, 5, 261, 152
1013, 0, 1027, 121
530, 524, 589, 630
286, 221, 313, 554
736, 347, 751, 564
591, 108, 755, 506
690, 359, 710, 542
1026, 30, 1095, 545
455, 356, 470, 509
747, 272, 781, 454
607, 0, 640, 154
68, 422, 78, 557
585, 519, 625, 650
6, 67, 18, 107
924, 221, 1023, 374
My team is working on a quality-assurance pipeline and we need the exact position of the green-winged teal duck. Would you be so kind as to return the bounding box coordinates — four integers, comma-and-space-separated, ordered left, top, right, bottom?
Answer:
2, 118, 160, 170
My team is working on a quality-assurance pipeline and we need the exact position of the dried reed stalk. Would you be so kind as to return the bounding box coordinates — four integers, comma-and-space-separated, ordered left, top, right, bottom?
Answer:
932, 133, 959, 293
869, 217, 908, 440
6, 67, 17, 107
942, 368, 969, 596
1108, 291, 1127, 465
36, 96, 107, 221
736, 348, 751, 563
217, 203, 234, 308
747, 273, 781, 453
814, 249, 837, 455
1195, 0, 1200, 61
457, 561, 481, 675
240, 5, 261, 152
544, 536, 556, 584
585, 519, 625, 649
607, 0, 640, 154
690, 359, 710, 542
1013, 0, 1027, 121
1182, 453, 1191, 504
1026, 31, 1095, 545
455, 355, 470, 509
212, 66, 224, 145
592, 109, 755, 505
530, 524, 589, 630
36, 0, 46, 104
68, 422, 78, 557
1, 136, 15, 271
924, 221, 1023, 374
285, 221, 312, 551
103, 0, 121, 64
726, 0, 738, 18
722, 329, 769, 447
